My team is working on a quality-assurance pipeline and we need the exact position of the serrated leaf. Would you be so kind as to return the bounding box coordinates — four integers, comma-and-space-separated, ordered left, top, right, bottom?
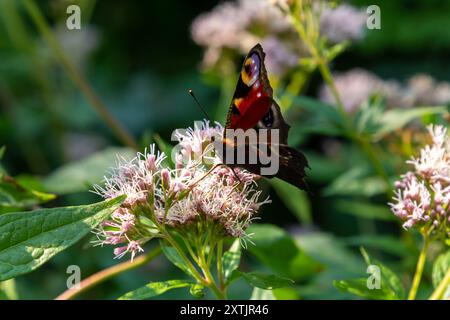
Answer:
240, 271, 294, 290
222, 239, 241, 281
0, 196, 124, 281
160, 240, 195, 278
118, 280, 192, 300
43, 147, 135, 194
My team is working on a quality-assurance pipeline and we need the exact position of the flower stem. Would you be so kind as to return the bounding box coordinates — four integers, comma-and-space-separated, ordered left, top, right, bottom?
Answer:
408, 234, 430, 300
287, 8, 391, 195
217, 240, 225, 290
55, 247, 161, 300
23, 0, 138, 150
162, 232, 206, 285
429, 266, 450, 300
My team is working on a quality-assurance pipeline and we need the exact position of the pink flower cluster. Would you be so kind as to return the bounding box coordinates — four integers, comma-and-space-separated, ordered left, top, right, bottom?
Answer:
390, 125, 450, 238
93, 121, 269, 259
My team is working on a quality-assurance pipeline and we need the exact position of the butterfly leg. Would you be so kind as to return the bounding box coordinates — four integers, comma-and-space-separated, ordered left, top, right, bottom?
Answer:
188, 163, 222, 190
231, 167, 243, 185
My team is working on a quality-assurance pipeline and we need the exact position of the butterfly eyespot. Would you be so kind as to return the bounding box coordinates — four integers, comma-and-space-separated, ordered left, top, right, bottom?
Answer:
241, 54, 260, 86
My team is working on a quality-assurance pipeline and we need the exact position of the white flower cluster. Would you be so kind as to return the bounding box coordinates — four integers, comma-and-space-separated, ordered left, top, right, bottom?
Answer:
93, 121, 269, 259
390, 125, 450, 238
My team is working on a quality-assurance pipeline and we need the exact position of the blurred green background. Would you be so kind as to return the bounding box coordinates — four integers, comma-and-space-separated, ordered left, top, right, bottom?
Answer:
1, 0, 449, 299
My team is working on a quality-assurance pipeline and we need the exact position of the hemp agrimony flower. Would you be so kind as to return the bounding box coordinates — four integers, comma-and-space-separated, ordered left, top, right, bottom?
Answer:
93, 121, 269, 260
389, 125, 450, 240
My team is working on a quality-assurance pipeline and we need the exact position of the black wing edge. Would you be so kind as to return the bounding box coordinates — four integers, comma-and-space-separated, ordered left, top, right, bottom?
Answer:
276, 145, 310, 192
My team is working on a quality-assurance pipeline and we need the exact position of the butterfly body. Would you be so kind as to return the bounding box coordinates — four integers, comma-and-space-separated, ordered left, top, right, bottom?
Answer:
220, 44, 309, 191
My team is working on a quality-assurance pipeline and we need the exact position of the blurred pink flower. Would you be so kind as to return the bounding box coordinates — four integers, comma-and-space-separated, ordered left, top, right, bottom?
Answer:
319, 69, 450, 112
191, 0, 366, 77
320, 4, 366, 43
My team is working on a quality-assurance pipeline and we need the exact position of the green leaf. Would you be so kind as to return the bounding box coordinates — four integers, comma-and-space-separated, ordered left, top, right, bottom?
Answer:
270, 179, 312, 225
222, 239, 241, 281
43, 147, 135, 194
303, 151, 343, 183
0, 196, 124, 281
360, 248, 405, 299
273, 287, 301, 300
432, 250, 450, 289
373, 106, 447, 140
294, 232, 365, 299
288, 96, 345, 137
118, 280, 192, 300
153, 134, 174, 168
247, 224, 323, 280
189, 283, 205, 299
376, 262, 405, 299
0, 176, 56, 214
324, 41, 350, 62
324, 166, 386, 197
250, 287, 276, 300
333, 248, 405, 300
343, 235, 409, 257
334, 200, 396, 221
353, 95, 385, 135
292, 96, 344, 126
240, 271, 294, 290
334, 279, 398, 300
295, 232, 363, 273
160, 240, 195, 278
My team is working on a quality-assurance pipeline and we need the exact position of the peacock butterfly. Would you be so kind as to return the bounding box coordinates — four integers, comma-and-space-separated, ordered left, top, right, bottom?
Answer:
218, 43, 309, 191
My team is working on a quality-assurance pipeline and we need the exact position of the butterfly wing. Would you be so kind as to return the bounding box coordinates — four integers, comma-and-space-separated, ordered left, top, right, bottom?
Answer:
276, 145, 310, 191
222, 44, 309, 190
225, 44, 290, 144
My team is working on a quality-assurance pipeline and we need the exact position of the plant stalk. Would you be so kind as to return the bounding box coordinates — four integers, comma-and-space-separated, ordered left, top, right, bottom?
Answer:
408, 235, 430, 300
55, 247, 161, 300
23, 0, 138, 150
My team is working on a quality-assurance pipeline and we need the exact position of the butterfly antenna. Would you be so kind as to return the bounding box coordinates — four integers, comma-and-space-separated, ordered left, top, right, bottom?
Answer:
188, 89, 212, 122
